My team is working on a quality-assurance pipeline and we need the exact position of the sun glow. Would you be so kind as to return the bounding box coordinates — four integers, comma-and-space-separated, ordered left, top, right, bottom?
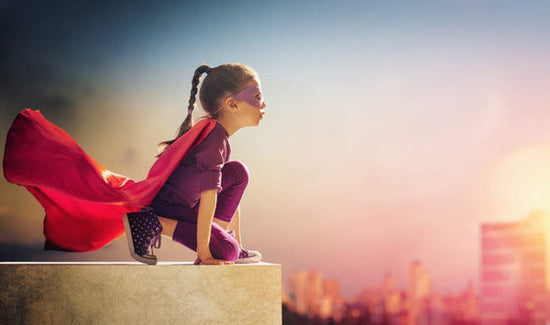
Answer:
484, 145, 550, 218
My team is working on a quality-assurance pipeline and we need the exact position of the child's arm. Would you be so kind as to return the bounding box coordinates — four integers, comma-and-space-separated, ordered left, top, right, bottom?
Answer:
195, 189, 233, 265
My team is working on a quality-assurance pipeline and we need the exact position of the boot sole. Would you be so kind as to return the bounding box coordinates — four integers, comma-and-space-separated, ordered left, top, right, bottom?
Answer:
123, 214, 158, 265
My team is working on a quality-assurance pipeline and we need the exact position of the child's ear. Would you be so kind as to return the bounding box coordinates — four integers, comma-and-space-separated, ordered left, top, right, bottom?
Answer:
225, 97, 238, 112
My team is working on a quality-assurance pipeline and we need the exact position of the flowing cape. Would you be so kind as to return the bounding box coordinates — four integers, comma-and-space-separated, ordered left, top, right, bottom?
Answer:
3, 109, 216, 252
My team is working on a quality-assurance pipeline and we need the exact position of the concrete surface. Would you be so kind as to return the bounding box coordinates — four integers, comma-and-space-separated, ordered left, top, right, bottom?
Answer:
0, 262, 282, 324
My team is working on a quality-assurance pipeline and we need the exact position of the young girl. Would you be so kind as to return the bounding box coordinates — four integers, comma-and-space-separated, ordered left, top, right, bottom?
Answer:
123, 63, 266, 265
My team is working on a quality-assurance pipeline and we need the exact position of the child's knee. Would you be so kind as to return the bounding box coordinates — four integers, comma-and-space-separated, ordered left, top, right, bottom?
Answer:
223, 161, 249, 186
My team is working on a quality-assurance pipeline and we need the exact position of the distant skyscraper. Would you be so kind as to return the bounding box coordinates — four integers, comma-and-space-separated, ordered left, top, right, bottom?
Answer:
306, 271, 323, 317
288, 271, 309, 315
407, 260, 431, 325
383, 272, 395, 296
287, 270, 324, 318
480, 211, 550, 325
462, 281, 480, 322
322, 279, 344, 320
382, 272, 402, 316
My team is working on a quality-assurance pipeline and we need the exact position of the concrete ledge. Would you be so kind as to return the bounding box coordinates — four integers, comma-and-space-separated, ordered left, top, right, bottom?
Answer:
0, 262, 282, 324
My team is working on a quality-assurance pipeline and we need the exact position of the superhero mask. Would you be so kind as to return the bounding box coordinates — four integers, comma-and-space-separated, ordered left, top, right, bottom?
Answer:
233, 86, 263, 108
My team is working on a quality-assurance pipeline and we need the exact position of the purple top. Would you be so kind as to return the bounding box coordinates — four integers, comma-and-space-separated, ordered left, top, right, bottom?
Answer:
153, 122, 230, 209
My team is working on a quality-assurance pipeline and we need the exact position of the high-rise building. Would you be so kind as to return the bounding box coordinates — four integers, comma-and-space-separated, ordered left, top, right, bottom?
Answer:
382, 272, 403, 316
287, 270, 324, 318
441, 282, 479, 323
480, 211, 550, 325
322, 279, 344, 320
407, 260, 431, 325
288, 271, 309, 315
383, 272, 395, 297
360, 287, 385, 323
462, 281, 479, 322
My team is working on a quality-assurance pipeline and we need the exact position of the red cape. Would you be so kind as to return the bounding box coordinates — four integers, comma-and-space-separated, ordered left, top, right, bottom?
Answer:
3, 109, 216, 252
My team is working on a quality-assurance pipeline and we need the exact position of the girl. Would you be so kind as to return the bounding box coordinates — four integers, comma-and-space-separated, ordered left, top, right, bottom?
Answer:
123, 63, 266, 265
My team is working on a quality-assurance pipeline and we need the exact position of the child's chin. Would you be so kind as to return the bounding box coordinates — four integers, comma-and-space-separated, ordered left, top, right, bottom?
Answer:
250, 119, 261, 127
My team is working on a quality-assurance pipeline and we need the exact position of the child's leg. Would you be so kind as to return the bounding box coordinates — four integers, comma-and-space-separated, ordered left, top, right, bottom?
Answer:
172, 220, 240, 262
158, 216, 178, 238
155, 160, 249, 261
214, 207, 241, 244
227, 206, 241, 244
213, 161, 249, 224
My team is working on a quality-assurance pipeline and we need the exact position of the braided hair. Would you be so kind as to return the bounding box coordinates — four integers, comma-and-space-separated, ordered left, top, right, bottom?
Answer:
158, 63, 258, 153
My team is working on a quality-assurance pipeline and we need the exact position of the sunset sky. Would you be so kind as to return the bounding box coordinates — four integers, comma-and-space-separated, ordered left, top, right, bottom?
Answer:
1, 1, 550, 297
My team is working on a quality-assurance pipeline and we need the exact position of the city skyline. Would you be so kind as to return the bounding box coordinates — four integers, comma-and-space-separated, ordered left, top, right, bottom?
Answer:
2, 1, 550, 298
284, 260, 479, 324
285, 211, 549, 323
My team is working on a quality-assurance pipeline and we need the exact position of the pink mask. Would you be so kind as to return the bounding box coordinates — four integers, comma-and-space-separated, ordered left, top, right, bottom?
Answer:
233, 86, 263, 108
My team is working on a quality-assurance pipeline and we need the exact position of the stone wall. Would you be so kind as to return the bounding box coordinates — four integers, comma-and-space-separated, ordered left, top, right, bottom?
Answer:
0, 262, 281, 324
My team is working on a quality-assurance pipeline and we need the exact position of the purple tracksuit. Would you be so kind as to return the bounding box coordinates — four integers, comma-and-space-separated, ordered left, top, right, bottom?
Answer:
150, 122, 248, 261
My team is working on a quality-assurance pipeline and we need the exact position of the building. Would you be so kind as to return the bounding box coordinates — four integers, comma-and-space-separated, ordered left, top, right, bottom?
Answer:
322, 278, 344, 321
287, 270, 345, 320
288, 271, 310, 315
442, 282, 479, 324
287, 270, 329, 318
407, 260, 431, 325
480, 211, 550, 324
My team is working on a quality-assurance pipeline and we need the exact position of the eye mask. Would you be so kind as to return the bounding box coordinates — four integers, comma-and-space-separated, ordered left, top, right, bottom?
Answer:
233, 86, 263, 107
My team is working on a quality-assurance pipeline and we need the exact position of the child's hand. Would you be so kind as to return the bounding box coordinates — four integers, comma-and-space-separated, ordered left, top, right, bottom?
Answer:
194, 255, 233, 265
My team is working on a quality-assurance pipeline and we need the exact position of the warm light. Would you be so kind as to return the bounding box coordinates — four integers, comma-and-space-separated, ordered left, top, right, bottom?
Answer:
483, 145, 550, 219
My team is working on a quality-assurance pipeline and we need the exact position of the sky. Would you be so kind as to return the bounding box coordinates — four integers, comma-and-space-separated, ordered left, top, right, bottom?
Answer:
1, 0, 550, 297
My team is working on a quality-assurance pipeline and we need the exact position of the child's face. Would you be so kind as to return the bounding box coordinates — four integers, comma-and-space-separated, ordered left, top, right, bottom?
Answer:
233, 80, 266, 127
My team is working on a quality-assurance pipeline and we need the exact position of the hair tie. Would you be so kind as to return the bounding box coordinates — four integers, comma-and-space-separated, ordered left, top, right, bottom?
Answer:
187, 108, 193, 116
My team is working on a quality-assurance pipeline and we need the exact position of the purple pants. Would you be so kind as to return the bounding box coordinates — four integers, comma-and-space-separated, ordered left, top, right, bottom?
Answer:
151, 161, 249, 262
